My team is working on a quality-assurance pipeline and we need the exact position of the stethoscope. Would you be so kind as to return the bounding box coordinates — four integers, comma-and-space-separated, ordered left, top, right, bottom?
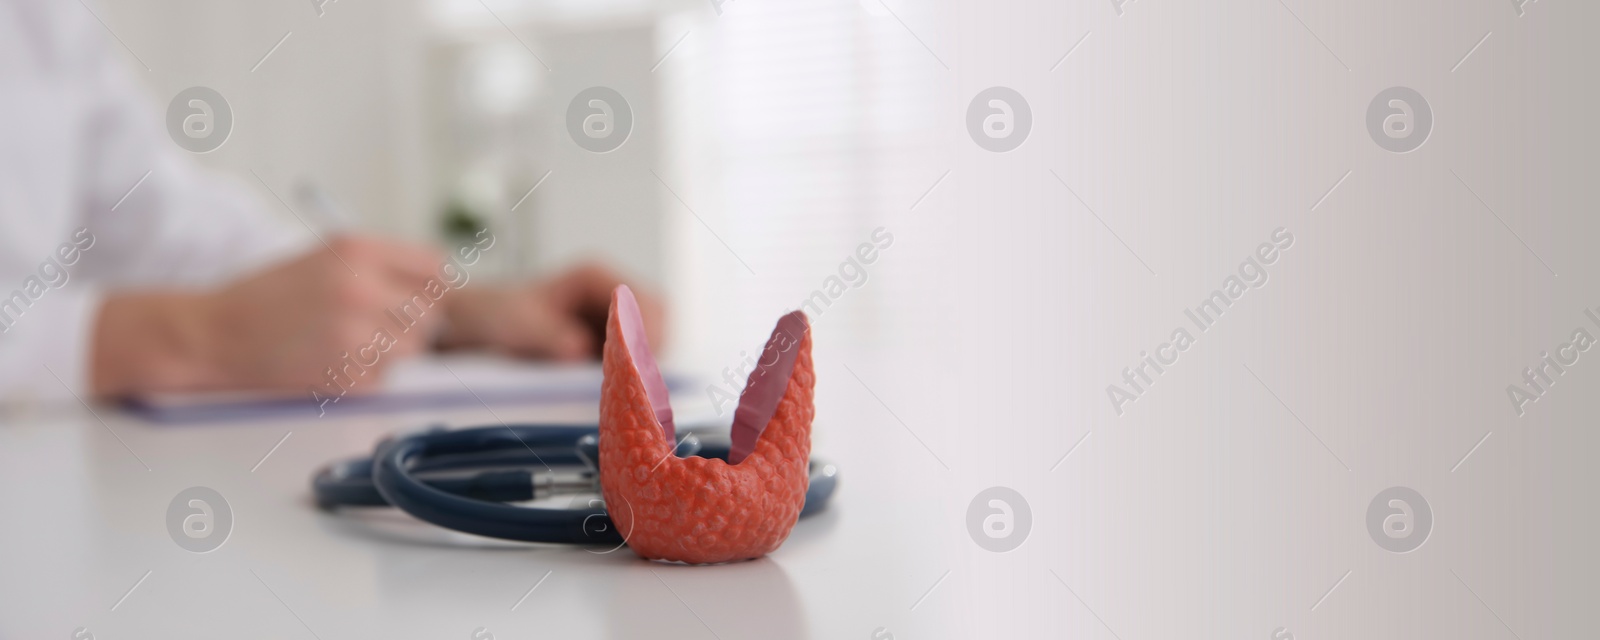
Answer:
312, 424, 839, 545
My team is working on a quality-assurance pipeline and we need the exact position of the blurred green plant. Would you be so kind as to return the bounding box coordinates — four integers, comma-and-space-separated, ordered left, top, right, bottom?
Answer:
440, 198, 488, 245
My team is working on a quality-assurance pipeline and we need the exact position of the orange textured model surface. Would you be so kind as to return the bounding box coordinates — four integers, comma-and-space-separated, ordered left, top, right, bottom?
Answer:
598, 286, 814, 563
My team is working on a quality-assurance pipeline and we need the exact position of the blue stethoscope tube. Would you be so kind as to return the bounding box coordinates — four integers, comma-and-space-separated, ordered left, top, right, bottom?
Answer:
312, 425, 838, 545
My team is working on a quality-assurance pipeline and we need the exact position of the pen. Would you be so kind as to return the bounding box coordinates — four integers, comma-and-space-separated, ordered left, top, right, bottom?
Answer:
294, 179, 358, 233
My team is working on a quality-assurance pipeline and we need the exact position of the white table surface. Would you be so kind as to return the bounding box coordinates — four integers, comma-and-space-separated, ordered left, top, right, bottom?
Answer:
0, 338, 1583, 640
0, 381, 975, 640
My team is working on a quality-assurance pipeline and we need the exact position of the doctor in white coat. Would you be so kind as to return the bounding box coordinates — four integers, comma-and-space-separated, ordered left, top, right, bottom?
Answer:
0, 0, 662, 404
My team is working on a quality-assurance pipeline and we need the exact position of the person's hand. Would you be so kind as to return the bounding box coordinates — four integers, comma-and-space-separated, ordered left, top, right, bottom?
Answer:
92, 237, 446, 395
439, 261, 666, 361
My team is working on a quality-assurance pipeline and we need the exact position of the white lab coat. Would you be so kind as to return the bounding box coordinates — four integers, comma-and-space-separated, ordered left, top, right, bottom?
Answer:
0, 0, 306, 403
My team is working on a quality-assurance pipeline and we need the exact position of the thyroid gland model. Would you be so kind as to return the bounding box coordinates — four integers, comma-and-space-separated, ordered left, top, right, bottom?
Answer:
598, 285, 814, 564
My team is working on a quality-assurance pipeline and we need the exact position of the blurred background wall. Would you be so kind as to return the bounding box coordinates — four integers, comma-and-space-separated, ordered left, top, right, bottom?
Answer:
94, 0, 938, 377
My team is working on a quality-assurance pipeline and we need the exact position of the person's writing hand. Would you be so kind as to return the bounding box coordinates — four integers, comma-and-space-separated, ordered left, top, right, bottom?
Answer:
93, 237, 445, 395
